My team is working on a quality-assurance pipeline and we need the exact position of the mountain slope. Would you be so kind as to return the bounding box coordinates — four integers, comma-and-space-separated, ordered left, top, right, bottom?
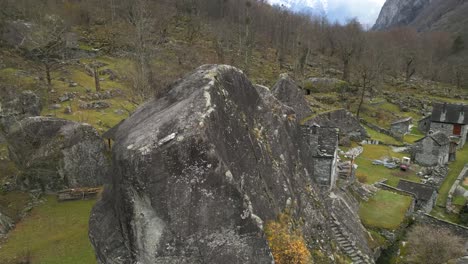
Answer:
373, 0, 468, 37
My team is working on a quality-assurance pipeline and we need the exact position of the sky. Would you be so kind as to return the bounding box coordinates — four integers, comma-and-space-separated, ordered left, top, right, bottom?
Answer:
267, 0, 387, 27
327, 0, 387, 27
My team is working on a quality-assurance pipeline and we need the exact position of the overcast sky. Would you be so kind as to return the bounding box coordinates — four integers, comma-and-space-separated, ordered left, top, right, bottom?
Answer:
327, 0, 387, 26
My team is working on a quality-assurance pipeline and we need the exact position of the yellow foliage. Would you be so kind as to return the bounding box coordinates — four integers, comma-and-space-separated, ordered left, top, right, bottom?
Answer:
265, 213, 312, 264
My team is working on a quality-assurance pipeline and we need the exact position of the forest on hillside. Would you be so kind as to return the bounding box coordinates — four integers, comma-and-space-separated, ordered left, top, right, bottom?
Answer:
0, 0, 466, 102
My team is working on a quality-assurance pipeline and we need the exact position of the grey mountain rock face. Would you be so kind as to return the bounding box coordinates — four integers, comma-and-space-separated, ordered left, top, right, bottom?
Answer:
373, 0, 433, 30
271, 74, 312, 121
89, 65, 372, 263
6, 117, 108, 191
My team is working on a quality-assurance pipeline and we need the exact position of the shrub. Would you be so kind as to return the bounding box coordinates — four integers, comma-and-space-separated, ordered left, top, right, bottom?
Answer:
356, 172, 367, 183
265, 213, 312, 264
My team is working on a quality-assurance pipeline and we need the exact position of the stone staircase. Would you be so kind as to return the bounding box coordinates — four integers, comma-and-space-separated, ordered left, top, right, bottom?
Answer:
330, 214, 374, 264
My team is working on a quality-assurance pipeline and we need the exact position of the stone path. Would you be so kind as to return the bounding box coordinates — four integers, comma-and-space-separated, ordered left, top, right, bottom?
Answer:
330, 213, 374, 264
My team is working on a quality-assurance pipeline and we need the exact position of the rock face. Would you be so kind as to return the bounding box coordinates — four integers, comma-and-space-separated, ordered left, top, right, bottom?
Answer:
373, 0, 433, 30
271, 74, 312, 121
304, 109, 368, 141
6, 117, 108, 191
89, 65, 372, 263
0, 90, 42, 133
373, 0, 468, 33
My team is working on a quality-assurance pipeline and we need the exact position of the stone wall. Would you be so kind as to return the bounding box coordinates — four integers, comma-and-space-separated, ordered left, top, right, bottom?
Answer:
413, 137, 449, 167
313, 157, 334, 187
390, 121, 410, 136
418, 116, 431, 133
446, 164, 468, 213
360, 119, 403, 142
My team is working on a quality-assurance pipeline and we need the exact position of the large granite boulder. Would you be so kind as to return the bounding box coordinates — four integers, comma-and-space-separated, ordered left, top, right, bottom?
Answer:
271, 74, 312, 121
6, 117, 108, 191
304, 109, 368, 141
304, 77, 349, 93
0, 90, 42, 134
89, 65, 373, 263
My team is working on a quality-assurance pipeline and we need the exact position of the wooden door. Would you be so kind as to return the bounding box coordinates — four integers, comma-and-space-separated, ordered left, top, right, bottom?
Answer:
453, 124, 462, 136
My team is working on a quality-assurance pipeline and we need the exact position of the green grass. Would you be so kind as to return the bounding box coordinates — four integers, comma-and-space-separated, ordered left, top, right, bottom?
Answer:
435, 146, 468, 207
0, 196, 98, 264
359, 190, 413, 230
364, 126, 402, 146
355, 145, 420, 187
453, 195, 467, 207
430, 206, 460, 223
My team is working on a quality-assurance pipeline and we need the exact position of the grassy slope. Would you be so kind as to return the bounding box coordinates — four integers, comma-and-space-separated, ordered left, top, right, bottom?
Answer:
355, 145, 421, 187
436, 146, 468, 207
359, 190, 412, 230
0, 196, 97, 264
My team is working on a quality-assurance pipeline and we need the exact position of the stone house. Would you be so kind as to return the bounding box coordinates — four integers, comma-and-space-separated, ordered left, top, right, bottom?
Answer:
418, 115, 431, 133
429, 103, 468, 148
413, 131, 450, 167
397, 180, 437, 213
302, 124, 339, 188
390, 117, 412, 136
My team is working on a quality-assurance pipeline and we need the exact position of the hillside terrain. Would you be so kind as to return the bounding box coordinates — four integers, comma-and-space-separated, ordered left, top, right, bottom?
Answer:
0, 0, 467, 263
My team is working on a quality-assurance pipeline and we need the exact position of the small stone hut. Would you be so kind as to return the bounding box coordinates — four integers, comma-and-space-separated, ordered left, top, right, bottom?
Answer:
397, 180, 437, 213
413, 131, 450, 167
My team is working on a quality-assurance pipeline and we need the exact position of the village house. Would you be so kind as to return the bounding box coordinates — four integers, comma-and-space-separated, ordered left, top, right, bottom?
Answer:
413, 131, 450, 167
397, 179, 437, 213
390, 117, 412, 136
302, 124, 339, 188
422, 103, 468, 148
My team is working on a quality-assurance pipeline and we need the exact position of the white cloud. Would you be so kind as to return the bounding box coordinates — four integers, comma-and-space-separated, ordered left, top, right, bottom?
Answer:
326, 0, 387, 26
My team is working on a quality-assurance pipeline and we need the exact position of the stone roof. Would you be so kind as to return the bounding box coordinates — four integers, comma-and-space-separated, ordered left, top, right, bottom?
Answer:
431, 103, 468, 125
415, 131, 450, 146
391, 117, 412, 125
397, 180, 436, 202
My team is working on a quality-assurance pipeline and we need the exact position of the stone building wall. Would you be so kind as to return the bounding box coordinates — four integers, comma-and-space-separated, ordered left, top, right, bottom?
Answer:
313, 157, 334, 187
414, 137, 449, 167
390, 121, 410, 136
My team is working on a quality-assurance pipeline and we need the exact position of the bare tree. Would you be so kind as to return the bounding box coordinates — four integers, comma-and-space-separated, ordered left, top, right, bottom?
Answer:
355, 34, 384, 118
26, 15, 67, 89
406, 225, 465, 264
334, 19, 364, 82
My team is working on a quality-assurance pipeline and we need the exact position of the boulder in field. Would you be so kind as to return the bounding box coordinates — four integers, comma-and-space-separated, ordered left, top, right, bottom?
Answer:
89, 65, 373, 264
6, 117, 108, 191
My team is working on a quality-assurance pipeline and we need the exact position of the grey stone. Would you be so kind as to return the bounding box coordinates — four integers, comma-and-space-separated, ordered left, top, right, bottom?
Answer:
0, 90, 42, 134
79, 101, 110, 110
271, 73, 313, 121
6, 117, 109, 191
89, 65, 373, 264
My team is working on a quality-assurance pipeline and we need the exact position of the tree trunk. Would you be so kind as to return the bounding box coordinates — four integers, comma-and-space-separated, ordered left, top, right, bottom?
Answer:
94, 66, 101, 92
343, 57, 350, 82
405, 58, 415, 82
45, 64, 52, 88
356, 75, 367, 118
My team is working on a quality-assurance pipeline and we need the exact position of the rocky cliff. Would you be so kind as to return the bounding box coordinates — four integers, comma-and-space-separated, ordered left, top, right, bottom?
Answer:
373, 0, 468, 35
373, 0, 434, 30
89, 65, 373, 263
